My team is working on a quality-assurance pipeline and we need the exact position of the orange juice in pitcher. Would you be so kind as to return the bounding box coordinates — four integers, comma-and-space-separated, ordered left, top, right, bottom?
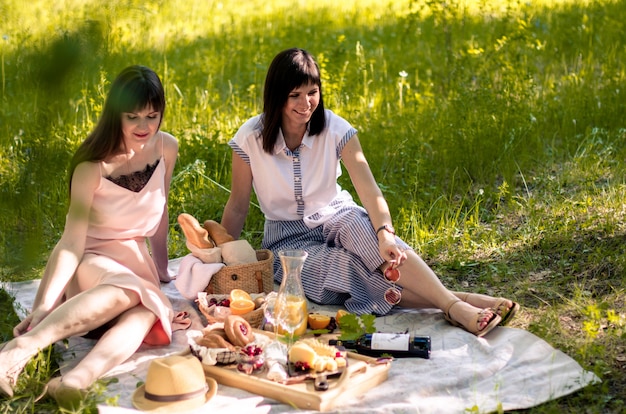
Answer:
276, 249, 309, 337
276, 294, 308, 336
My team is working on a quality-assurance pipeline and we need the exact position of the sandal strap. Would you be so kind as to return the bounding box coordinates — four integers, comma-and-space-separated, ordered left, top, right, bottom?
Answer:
443, 298, 462, 319
442, 298, 463, 327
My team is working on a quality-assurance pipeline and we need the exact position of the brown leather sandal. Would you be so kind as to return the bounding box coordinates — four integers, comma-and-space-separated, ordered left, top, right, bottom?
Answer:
443, 298, 501, 337
455, 292, 520, 326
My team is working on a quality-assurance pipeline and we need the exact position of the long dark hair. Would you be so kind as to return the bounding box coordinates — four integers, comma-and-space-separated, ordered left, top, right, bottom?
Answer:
261, 48, 326, 153
68, 65, 165, 191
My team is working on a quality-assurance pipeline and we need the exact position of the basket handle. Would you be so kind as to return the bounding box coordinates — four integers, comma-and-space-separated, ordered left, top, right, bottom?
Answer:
255, 270, 263, 293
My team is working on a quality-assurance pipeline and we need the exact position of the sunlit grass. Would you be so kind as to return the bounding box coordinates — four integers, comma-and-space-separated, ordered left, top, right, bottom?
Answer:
1, 0, 625, 412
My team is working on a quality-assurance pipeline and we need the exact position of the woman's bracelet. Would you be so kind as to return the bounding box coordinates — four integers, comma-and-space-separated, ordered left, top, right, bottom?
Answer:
376, 224, 395, 236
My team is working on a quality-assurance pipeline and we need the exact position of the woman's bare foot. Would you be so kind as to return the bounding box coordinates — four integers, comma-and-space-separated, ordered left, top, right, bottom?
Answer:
0, 340, 35, 397
0, 342, 11, 397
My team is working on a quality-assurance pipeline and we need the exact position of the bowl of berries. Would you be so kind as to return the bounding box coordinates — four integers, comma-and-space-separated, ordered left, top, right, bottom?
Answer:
236, 344, 265, 375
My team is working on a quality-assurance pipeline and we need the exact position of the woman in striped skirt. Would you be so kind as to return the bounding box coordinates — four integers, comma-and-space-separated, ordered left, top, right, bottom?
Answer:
221, 48, 519, 337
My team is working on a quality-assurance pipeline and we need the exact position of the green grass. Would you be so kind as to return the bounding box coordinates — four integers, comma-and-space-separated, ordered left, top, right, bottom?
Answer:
1, 0, 625, 412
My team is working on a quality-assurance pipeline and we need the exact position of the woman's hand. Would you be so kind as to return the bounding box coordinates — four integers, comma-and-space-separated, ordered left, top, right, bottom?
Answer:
378, 238, 407, 266
157, 266, 173, 282
13, 307, 51, 336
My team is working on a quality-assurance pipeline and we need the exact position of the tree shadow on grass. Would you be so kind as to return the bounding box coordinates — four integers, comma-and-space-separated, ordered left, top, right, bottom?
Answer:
436, 229, 626, 309
2, 0, 625, 272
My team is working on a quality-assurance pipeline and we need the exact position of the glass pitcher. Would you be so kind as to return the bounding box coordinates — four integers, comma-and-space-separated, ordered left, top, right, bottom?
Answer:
275, 249, 308, 337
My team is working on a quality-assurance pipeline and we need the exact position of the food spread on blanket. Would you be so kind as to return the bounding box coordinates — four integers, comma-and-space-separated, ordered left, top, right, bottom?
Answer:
189, 287, 397, 396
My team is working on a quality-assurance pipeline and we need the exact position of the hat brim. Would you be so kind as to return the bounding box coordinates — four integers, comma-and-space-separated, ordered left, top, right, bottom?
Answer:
131, 376, 218, 413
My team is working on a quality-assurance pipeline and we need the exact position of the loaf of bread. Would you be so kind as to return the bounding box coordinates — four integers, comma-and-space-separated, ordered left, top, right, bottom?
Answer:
203, 220, 235, 246
194, 332, 236, 351
177, 213, 215, 248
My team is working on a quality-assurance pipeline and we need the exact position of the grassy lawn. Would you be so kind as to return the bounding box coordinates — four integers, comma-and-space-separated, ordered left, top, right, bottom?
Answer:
1, 0, 624, 412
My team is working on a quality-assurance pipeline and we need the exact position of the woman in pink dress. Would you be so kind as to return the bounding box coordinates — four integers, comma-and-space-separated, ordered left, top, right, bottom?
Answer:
0, 65, 181, 407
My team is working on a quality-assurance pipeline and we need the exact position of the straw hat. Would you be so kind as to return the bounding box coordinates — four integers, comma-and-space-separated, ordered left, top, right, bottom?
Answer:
132, 355, 218, 412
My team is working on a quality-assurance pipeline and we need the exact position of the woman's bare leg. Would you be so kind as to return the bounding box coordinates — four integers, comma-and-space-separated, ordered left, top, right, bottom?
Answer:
386, 251, 497, 332
60, 305, 157, 389
0, 285, 142, 389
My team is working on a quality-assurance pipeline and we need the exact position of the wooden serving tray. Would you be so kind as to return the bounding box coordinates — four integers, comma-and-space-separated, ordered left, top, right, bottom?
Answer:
196, 332, 391, 411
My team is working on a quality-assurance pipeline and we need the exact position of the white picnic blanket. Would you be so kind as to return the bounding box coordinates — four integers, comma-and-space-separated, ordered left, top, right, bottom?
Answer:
2, 257, 599, 414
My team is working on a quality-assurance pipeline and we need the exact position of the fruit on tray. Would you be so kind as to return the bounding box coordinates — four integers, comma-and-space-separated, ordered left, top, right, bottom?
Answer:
230, 299, 256, 315
230, 288, 253, 302
335, 309, 350, 326
229, 289, 255, 315
307, 313, 331, 330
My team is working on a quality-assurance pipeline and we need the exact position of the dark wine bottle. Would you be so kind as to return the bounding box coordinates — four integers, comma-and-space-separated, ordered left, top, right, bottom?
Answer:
329, 333, 430, 359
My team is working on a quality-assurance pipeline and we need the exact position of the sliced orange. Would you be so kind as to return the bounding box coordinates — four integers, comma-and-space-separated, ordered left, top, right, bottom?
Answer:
230, 299, 255, 315
335, 309, 350, 326
230, 288, 252, 303
308, 313, 331, 330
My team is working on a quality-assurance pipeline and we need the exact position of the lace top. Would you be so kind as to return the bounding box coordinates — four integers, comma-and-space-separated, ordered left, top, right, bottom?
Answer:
106, 159, 160, 192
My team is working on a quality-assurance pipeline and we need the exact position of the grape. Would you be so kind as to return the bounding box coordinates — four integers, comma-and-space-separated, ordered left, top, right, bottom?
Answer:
294, 361, 311, 371
326, 317, 337, 333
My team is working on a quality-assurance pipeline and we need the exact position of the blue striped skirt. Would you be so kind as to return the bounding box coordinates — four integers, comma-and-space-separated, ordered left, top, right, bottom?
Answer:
262, 204, 411, 316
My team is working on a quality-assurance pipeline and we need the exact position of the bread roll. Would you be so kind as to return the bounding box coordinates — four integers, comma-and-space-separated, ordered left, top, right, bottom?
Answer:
224, 315, 254, 347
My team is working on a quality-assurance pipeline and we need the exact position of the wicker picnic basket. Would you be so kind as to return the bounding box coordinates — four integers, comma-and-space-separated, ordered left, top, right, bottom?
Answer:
205, 249, 275, 295
197, 294, 266, 329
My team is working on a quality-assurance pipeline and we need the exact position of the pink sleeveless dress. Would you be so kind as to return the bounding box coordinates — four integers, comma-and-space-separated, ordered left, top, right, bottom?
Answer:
64, 155, 176, 345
